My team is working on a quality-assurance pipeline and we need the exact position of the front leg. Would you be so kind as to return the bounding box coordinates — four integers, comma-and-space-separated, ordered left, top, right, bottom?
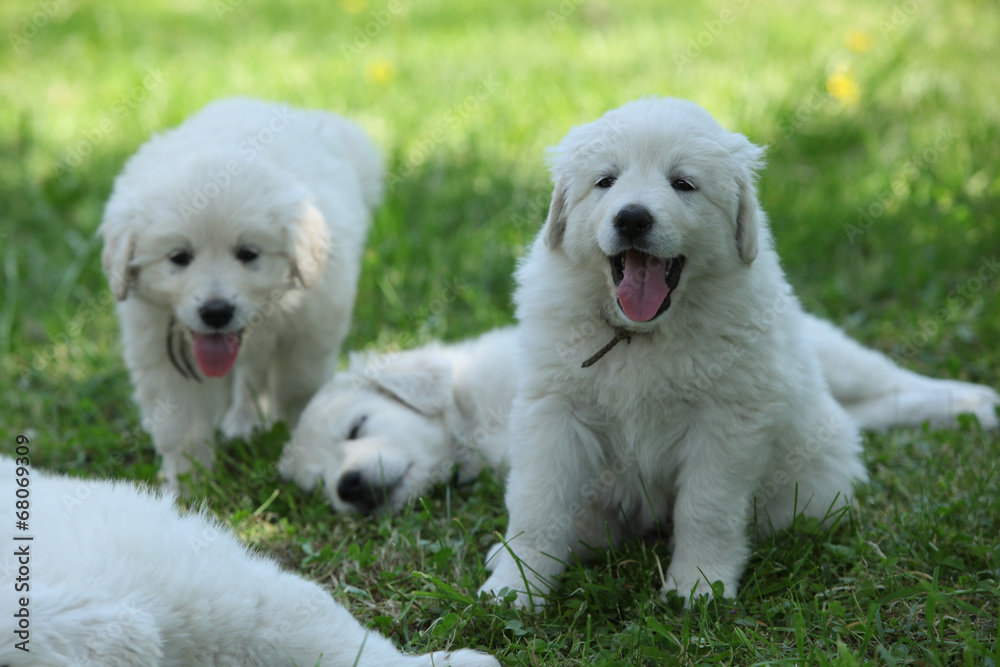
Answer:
220, 330, 276, 440
663, 422, 767, 603
479, 395, 598, 610
132, 361, 229, 490
118, 302, 229, 489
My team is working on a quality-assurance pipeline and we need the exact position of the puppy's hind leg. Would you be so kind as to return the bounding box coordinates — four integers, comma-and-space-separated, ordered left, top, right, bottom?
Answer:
804, 314, 999, 429
760, 396, 866, 536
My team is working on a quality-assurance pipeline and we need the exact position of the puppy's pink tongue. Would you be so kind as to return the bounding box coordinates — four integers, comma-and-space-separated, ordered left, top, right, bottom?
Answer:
616, 251, 668, 322
192, 332, 241, 378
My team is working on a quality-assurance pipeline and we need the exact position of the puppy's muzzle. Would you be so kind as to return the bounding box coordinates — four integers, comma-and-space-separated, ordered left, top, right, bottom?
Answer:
613, 204, 655, 244
337, 470, 400, 514
199, 299, 236, 329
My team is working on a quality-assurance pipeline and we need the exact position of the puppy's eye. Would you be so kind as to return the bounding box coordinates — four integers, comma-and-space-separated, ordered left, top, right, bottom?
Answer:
596, 176, 617, 189
672, 179, 696, 192
169, 250, 193, 267
347, 415, 367, 440
235, 247, 259, 263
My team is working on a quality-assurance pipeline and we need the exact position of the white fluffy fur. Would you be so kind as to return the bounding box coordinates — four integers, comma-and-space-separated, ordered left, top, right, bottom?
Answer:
478, 97, 869, 606
279, 328, 515, 514
279, 318, 998, 516
0, 457, 499, 667
98, 98, 383, 488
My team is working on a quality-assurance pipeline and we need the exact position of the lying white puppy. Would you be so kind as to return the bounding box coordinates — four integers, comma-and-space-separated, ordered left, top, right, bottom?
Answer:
0, 456, 499, 666
279, 319, 997, 515
99, 98, 383, 488
472, 96, 906, 606
280, 328, 515, 514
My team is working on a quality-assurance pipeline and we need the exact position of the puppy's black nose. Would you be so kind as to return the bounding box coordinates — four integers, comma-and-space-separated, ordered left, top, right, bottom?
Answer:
337, 470, 390, 514
199, 300, 235, 329
613, 205, 655, 243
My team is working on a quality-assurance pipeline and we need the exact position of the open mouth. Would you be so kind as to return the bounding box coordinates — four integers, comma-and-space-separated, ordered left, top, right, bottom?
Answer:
167, 318, 244, 380
610, 250, 685, 322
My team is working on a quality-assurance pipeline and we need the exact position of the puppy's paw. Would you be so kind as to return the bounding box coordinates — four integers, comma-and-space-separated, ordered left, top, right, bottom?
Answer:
947, 381, 1000, 429
661, 570, 731, 607
478, 576, 544, 612
427, 649, 502, 667
220, 407, 261, 440
483, 542, 505, 572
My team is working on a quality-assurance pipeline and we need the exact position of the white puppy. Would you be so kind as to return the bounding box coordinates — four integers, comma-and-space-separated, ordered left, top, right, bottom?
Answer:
99, 98, 383, 488
477, 96, 871, 607
0, 457, 499, 666
279, 319, 998, 516
279, 328, 515, 514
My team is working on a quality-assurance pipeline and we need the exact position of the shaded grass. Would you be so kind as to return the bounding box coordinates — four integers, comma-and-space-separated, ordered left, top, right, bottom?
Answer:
1, 0, 999, 664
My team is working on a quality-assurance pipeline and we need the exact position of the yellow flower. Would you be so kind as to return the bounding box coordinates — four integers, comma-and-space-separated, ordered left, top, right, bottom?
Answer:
339, 0, 368, 14
826, 69, 860, 106
365, 59, 397, 85
844, 30, 874, 54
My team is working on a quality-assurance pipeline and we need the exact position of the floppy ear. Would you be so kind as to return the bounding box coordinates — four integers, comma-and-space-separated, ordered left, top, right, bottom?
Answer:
289, 203, 330, 288
543, 179, 569, 250
99, 226, 137, 301
724, 133, 766, 264
367, 353, 454, 417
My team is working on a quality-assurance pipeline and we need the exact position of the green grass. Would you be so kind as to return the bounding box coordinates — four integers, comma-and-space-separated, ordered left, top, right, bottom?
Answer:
2, 0, 999, 664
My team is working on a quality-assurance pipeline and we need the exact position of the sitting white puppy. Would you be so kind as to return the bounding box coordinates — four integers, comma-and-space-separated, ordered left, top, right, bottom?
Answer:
477, 96, 871, 607
99, 98, 383, 488
0, 457, 499, 666
278, 319, 998, 516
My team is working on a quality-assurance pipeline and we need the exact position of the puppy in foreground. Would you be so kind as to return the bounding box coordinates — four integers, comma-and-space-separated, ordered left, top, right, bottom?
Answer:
279, 320, 998, 515
479, 97, 870, 607
0, 457, 499, 667
99, 98, 383, 488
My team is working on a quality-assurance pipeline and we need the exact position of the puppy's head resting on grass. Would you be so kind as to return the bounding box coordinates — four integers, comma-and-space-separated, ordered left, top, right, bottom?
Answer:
99, 151, 329, 379
279, 350, 456, 515
543, 96, 766, 334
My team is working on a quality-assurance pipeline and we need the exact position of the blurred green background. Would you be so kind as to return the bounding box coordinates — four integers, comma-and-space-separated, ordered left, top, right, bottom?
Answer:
1, 1, 998, 663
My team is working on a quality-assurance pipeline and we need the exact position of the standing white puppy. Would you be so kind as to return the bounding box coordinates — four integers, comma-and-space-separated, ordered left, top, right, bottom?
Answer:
99, 98, 383, 488
480, 98, 868, 606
